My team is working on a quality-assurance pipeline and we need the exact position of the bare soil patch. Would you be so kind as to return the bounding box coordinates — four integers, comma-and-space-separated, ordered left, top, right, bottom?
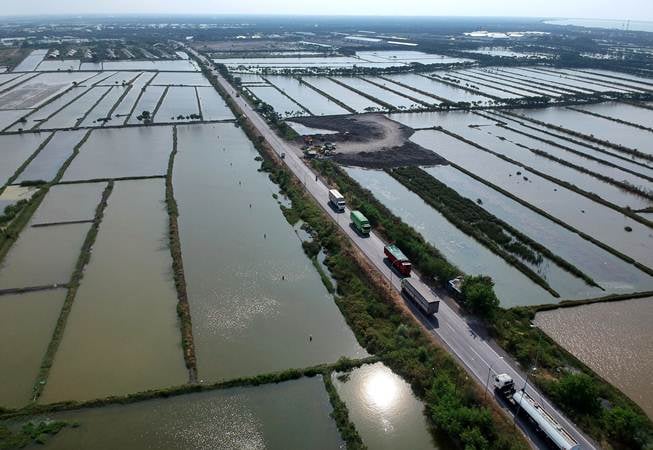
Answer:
291, 113, 446, 169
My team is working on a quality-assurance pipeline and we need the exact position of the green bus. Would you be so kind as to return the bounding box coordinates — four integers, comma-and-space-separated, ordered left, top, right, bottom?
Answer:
350, 210, 371, 236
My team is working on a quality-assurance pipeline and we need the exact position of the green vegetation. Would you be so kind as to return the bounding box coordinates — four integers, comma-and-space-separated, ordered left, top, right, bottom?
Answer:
491, 307, 653, 449
460, 275, 500, 319
388, 166, 600, 292
166, 126, 197, 381
0, 200, 28, 226
311, 160, 460, 284
261, 159, 526, 450
0, 419, 73, 449
323, 367, 366, 449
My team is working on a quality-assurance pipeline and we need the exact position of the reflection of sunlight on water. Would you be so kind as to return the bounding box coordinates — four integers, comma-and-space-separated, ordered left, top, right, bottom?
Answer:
364, 369, 399, 412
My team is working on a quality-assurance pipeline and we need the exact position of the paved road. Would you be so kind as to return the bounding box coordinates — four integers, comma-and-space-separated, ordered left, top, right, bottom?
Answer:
187, 45, 597, 450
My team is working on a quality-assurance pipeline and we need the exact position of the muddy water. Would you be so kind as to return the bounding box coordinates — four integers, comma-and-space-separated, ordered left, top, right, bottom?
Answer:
16, 130, 87, 183
534, 297, 653, 418
112, 72, 157, 123
156, 86, 200, 122
0, 222, 90, 290
40, 179, 186, 403
0, 132, 49, 186
174, 123, 365, 381
126, 85, 166, 125
333, 363, 438, 449
31, 182, 105, 224
0, 289, 66, 408
345, 167, 558, 307
425, 165, 653, 295
61, 126, 172, 181
576, 102, 653, 129
79, 85, 129, 127
33, 377, 342, 449
41, 86, 111, 129
412, 130, 653, 269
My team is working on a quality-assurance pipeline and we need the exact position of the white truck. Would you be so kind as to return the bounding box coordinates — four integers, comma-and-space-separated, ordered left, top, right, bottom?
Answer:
494, 374, 581, 450
401, 278, 439, 315
329, 189, 346, 212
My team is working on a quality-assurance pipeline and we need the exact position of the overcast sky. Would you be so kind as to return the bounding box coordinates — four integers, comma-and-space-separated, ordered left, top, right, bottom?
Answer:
3, 0, 653, 21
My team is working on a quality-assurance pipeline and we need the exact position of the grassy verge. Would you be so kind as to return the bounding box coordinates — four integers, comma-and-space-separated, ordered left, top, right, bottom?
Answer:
0, 419, 73, 448
165, 126, 197, 382
388, 166, 600, 291
491, 307, 653, 449
32, 182, 114, 401
311, 160, 461, 284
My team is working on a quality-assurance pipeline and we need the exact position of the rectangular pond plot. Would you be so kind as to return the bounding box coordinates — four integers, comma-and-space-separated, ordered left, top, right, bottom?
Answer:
16, 129, 87, 183
195, 86, 233, 121
7, 86, 91, 131
264, 76, 350, 116
514, 106, 653, 156
155, 86, 200, 123
425, 165, 653, 296
246, 86, 308, 117
333, 363, 438, 450
31, 182, 105, 224
574, 101, 653, 129
111, 72, 157, 123
383, 74, 492, 105
411, 130, 653, 269
0, 73, 37, 95
430, 73, 525, 100
215, 55, 364, 68
100, 60, 199, 71
561, 69, 653, 92
0, 289, 66, 409
174, 123, 366, 380
302, 77, 382, 112
458, 69, 563, 97
126, 85, 166, 125
492, 113, 653, 180
471, 69, 568, 96
40, 179, 187, 403
388, 110, 493, 131
61, 126, 172, 181
13, 49, 48, 72
36, 59, 81, 71
92, 71, 141, 87
344, 166, 557, 307
509, 68, 615, 93
538, 68, 643, 93
151, 71, 212, 86
0, 132, 50, 186
0, 221, 91, 290
362, 77, 441, 106
36, 377, 342, 449
334, 77, 425, 109
459, 122, 651, 210
0, 109, 30, 131
40, 86, 112, 129
79, 85, 129, 127
0, 72, 26, 86
534, 297, 653, 418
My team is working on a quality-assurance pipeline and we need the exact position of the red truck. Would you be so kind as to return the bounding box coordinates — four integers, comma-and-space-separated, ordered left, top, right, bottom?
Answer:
384, 244, 412, 276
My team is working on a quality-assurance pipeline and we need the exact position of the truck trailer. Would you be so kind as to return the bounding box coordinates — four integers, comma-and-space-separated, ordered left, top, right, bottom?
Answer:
329, 189, 346, 212
494, 374, 581, 450
401, 278, 439, 315
384, 244, 412, 276
350, 210, 371, 235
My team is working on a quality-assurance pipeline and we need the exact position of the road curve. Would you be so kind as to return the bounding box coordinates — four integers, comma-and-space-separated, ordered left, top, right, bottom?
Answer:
185, 44, 597, 450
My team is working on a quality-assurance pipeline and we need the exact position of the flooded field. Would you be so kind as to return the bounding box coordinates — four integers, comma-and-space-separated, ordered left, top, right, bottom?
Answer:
0, 73, 98, 111
80, 60, 199, 71
41, 179, 186, 403
411, 130, 653, 269
9, 86, 91, 131
0, 132, 49, 185
0, 289, 66, 408
13, 49, 48, 72
16, 130, 85, 183
431, 71, 529, 99
535, 297, 653, 417
34, 378, 341, 449
246, 85, 307, 117
514, 107, 653, 155
335, 76, 424, 109
383, 73, 491, 104
126, 85, 166, 125
195, 86, 233, 120
41, 86, 112, 129
362, 76, 441, 105
174, 123, 365, 380
264, 76, 350, 115
61, 126, 172, 181
31, 182, 105, 224
333, 362, 437, 449
111, 72, 157, 123
0, 222, 90, 290
575, 102, 653, 128
36, 59, 81, 72
79, 85, 129, 127
155, 86, 200, 122
345, 166, 560, 307
425, 165, 653, 295
0, 109, 30, 131
151, 71, 211, 86
302, 77, 382, 112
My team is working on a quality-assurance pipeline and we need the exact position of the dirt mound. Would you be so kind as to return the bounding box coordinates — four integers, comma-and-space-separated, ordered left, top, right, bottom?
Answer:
334, 141, 446, 169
